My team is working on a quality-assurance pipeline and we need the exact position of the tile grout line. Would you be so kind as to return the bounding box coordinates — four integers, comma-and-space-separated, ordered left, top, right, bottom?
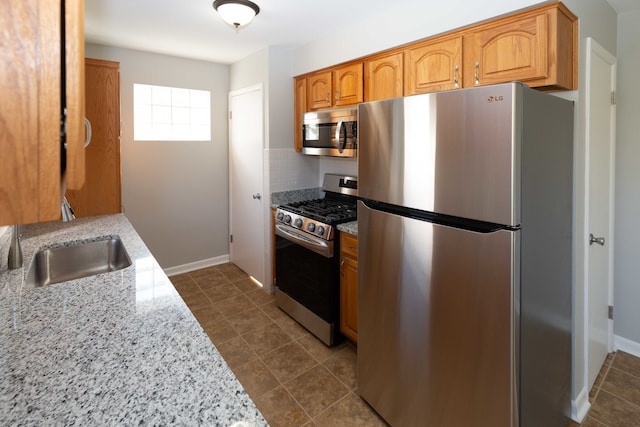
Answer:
607, 364, 640, 382
590, 388, 640, 422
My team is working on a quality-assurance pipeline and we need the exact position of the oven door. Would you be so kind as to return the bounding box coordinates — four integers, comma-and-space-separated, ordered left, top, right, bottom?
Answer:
275, 223, 339, 324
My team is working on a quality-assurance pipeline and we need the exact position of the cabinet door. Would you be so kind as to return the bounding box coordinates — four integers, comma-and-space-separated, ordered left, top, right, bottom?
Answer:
307, 71, 332, 110
404, 36, 462, 95
64, 0, 86, 191
334, 63, 363, 107
0, 0, 61, 225
340, 233, 358, 343
463, 12, 548, 88
340, 254, 358, 343
293, 76, 306, 152
365, 52, 403, 101
66, 58, 121, 218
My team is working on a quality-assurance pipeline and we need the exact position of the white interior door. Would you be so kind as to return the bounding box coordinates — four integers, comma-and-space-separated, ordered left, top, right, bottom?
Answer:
229, 85, 265, 285
585, 38, 616, 391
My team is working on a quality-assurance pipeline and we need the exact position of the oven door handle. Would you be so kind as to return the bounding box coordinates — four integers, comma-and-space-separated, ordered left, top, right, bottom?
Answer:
275, 223, 334, 258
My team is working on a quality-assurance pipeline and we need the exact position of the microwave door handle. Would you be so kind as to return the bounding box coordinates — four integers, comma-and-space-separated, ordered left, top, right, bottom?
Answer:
335, 120, 346, 153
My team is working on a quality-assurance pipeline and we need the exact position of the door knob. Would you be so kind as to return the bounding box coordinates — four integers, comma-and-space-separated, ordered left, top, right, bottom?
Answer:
252, 193, 262, 200
589, 233, 605, 246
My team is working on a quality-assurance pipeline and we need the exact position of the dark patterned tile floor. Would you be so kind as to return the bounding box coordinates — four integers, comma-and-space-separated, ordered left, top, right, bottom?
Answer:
568, 351, 640, 426
171, 264, 640, 427
170, 263, 386, 427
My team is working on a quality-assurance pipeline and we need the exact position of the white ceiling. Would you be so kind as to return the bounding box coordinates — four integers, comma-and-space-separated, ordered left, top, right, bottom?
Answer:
85, 0, 397, 64
85, 0, 640, 65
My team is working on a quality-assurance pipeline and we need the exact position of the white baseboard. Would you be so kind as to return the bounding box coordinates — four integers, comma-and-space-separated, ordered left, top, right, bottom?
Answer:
614, 335, 640, 358
571, 386, 591, 423
163, 254, 230, 277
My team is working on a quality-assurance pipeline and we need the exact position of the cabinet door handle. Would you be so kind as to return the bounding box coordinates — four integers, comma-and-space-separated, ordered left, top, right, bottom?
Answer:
454, 65, 459, 88
340, 257, 345, 275
84, 117, 92, 148
326, 91, 330, 103
474, 62, 480, 85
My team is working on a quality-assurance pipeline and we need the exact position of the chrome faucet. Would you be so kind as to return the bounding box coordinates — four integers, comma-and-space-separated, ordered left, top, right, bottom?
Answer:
8, 225, 23, 270
61, 197, 75, 222
6, 197, 75, 270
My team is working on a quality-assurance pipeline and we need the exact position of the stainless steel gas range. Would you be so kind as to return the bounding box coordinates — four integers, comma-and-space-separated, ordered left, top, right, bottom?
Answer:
274, 174, 357, 346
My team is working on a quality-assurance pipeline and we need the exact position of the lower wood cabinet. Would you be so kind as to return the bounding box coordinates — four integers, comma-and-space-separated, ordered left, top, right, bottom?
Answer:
340, 232, 358, 344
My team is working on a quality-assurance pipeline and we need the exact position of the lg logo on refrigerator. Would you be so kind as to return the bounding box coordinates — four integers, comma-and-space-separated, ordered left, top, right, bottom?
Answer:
487, 95, 505, 103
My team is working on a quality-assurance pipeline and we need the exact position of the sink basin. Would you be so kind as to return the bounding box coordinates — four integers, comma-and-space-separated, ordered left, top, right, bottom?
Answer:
26, 236, 132, 287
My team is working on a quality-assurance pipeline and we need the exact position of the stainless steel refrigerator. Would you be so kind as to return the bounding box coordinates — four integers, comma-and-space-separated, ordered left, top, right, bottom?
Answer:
357, 82, 573, 427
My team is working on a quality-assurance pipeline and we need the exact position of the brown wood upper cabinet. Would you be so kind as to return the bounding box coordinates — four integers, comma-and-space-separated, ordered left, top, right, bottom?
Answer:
404, 36, 462, 96
365, 52, 404, 101
293, 76, 307, 151
0, 0, 85, 226
463, 3, 576, 90
334, 62, 363, 106
307, 63, 363, 110
307, 70, 332, 110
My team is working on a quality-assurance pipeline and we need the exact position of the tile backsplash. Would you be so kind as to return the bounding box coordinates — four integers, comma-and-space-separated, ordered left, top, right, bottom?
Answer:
268, 148, 358, 193
319, 156, 357, 179
268, 148, 319, 192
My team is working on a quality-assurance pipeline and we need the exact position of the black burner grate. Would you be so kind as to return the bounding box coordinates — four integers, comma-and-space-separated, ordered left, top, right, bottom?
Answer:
281, 198, 357, 225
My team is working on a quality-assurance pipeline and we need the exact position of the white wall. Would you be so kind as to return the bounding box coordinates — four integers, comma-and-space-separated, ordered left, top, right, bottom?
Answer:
293, 0, 543, 75
613, 10, 640, 344
231, 47, 320, 193
85, 44, 230, 270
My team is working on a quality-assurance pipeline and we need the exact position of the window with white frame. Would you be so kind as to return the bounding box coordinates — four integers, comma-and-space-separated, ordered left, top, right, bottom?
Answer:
133, 84, 211, 141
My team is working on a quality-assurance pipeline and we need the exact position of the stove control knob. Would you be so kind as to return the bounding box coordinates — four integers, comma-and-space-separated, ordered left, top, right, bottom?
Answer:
307, 223, 315, 232
316, 226, 325, 236
284, 215, 291, 224
276, 212, 284, 221
294, 218, 303, 228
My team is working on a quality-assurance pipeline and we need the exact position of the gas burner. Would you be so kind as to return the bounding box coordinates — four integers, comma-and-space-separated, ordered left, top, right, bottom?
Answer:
285, 198, 357, 223
275, 175, 358, 241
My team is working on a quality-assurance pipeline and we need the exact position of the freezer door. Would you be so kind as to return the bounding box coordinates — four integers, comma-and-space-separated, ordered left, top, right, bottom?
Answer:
358, 82, 519, 227
357, 201, 518, 427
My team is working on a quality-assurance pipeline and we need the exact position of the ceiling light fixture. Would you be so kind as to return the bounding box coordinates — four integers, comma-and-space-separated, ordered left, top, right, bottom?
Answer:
212, 0, 260, 30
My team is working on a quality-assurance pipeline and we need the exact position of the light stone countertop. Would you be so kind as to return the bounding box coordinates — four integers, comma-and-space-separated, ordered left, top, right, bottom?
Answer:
270, 187, 323, 208
0, 214, 266, 426
337, 221, 358, 236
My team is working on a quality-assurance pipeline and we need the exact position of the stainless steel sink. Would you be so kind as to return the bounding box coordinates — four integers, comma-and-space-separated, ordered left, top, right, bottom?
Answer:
26, 236, 132, 287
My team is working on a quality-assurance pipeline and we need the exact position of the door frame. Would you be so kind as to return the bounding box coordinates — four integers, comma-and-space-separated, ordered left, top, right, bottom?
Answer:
228, 83, 267, 287
580, 35, 616, 411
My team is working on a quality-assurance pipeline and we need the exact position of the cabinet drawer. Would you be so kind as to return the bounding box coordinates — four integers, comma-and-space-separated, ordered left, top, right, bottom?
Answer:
340, 232, 358, 259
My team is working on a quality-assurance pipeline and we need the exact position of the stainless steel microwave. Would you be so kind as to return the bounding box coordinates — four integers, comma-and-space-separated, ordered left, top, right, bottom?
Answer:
302, 108, 357, 157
